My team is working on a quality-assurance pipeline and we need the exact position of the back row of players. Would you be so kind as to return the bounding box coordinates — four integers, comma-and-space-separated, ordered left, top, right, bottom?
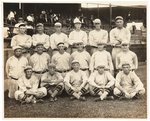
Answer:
6, 16, 145, 103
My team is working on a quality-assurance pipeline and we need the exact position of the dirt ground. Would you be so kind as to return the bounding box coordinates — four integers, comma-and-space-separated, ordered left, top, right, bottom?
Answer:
4, 62, 147, 118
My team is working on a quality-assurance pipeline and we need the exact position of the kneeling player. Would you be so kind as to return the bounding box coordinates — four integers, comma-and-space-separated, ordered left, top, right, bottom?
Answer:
41, 63, 64, 102
114, 63, 145, 99
89, 65, 115, 101
15, 66, 47, 104
64, 60, 88, 101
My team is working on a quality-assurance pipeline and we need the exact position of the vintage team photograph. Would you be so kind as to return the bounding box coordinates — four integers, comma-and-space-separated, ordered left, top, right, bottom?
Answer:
3, 0, 147, 118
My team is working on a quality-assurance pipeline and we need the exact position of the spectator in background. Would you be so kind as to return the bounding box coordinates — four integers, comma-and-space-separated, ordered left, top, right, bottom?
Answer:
4, 24, 10, 38
39, 10, 48, 23
7, 10, 16, 25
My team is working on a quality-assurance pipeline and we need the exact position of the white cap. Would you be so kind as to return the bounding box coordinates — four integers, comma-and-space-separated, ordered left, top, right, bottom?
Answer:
24, 66, 32, 71
71, 60, 80, 64
93, 19, 101, 24
57, 42, 65, 47
73, 18, 81, 24
122, 62, 130, 67
115, 16, 123, 21
121, 41, 130, 45
54, 22, 62, 26
13, 46, 22, 51
36, 23, 44, 27
97, 64, 105, 68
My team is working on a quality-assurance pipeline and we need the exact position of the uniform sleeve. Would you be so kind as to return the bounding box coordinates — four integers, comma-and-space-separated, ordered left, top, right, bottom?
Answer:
5, 59, 10, 78
68, 32, 74, 45
125, 29, 131, 43
11, 36, 17, 48
116, 54, 120, 69
57, 73, 64, 83
115, 72, 122, 87
105, 72, 115, 87
51, 55, 56, 64
64, 72, 72, 88
132, 72, 144, 89
32, 35, 37, 47
88, 72, 95, 85
82, 31, 88, 46
89, 54, 95, 72
64, 34, 69, 48
132, 53, 138, 70
109, 29, 118, 45
41, 73, 47, 82
46, 53, 51, 64
107, 52, 114, 70
49, 34, 55, 50
86, 52, 91, 65
44, 35, 50, 49
103, 31, 108, 43
31, 76, 39, 91
24, 35, 32, 48
17, 78, 27, 92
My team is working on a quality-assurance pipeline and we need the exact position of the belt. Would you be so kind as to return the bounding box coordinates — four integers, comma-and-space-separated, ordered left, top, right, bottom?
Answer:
113, 46, 121, 48
56, 69, 70, 73
90, 45, 97, 48
10, 76, 18, 80
53, 49, 58, 51
80, 68, 89, 71
33, 70, 47, 74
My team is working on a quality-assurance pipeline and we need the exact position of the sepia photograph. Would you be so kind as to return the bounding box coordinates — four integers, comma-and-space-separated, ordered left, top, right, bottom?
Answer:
3, 0, 147, 118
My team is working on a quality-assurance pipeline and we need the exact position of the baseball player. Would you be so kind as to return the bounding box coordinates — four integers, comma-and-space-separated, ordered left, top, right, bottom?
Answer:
69, 18, 87, 53
110, 16, 131, 64
114, 63, 145, 99
89, 19, 108, 55
6, 46, 28, 98
64, 60, 89, 101
41, 63, 64, 102
11, 23, 32, 59
50, 22, 69, 55
90, 42, 114, 75
15, 66, 47, 104
32, 23, 50, 52
71, 41, 91, 77
116, 41, 138, 71
29, 43, 51, 80
88, 65, 115, 101
51, 42, 71, 78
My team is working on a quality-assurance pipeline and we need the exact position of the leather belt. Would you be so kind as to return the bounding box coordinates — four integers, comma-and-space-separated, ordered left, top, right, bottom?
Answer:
33, 70, 47, 74
56, 69, 70, 73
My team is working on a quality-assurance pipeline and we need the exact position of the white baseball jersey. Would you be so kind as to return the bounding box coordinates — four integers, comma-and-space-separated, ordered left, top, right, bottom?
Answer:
64, 70, 88, 88
116, 50, 138, 70
110, 27, 131, 44
32, 33, 50, 49
51, 52, 71, 71
29, 52, 50, 72
115, 71, 144, 93
6, 56, 28, 79
50, 32, 69, 50
90, 50, 114, 72
69, 30, 87, 45
89, 29, 108, 46
88, 71, 115, 87
17, 74, 39, 92
41, 72, 63, 87
71, 50, 91, 69
11, 34, 32, 48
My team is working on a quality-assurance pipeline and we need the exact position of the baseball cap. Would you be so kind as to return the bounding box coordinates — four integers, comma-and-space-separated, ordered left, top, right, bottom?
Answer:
93, 19, 101, 24
12, 46, 22, 51
24, 66, 32, 71
54, 22, 62, 26
71, 60, 80, 64
57, 42, 65, 47
115, 16, 123, 21
97, 64, 105, 68
73, 18, 81, 24
122, 62, 130, 67
36, 23, 44, 27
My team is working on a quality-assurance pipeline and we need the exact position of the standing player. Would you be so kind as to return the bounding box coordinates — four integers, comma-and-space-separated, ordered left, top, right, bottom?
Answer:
11, 23, 32, 59
64, 60, 88, 101
109, 16, 131, 64
69, 18, 87, 53
50, 22, 69, 55
88, 65, 115, 101
29, 43, 50, 80
89, 19, 108, 54
15, 66, 47, 104
51, 42, 71, 78
41, 63, 64, 102
6, 46, 28, 98
114, 63, 145, 99
32, 23, 50, 52
90, 42, 114, 75
71, 41, 91, 77
116, 41, 138, 71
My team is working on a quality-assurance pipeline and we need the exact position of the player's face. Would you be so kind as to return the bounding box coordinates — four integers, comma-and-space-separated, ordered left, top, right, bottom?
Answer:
48, 67, 56, 75
14, 49, 22, 57
97, 44, 105, 51
122, 65, 130, 74
121, 44, 129, 51
25, 69, 33, 79
55, 26, 62, 32
19, 26, 26, 34
97, 67, 105, 74
77, 43, 84, 51
75, 23, 81, 30
37, 26, 44, 34
58, 45, 65, 52
94, 23, 101, 29
116, 19, 124, 28
36, 45, 44, 54
72, 63, 80, 71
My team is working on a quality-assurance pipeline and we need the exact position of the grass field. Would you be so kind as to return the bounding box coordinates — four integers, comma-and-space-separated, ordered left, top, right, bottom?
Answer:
4, 62, 147, 118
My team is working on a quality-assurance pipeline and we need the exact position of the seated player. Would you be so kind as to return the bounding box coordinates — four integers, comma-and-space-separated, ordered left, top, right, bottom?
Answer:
114, 62, 145, 99
64, 60, 89, 101
15, 66, 47, 104
40, 63, 64, 102
88, 64, 115, 101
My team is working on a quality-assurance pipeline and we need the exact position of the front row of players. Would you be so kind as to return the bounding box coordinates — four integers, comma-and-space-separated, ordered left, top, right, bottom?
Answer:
14, 61, 145, 104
